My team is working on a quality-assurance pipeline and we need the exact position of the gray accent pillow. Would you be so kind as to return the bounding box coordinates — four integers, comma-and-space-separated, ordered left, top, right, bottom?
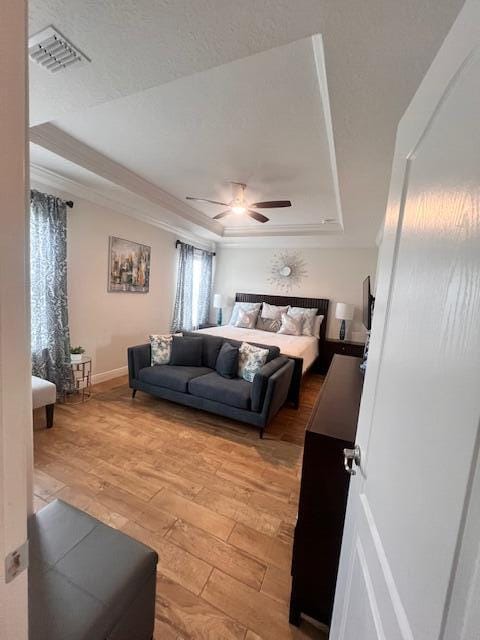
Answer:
169, 336, 203, 366
238, 342, 269, 383
278, 313, 303, 336
229, 302, 261, 325
256, 316, 281, 333
215, 342, 239, 378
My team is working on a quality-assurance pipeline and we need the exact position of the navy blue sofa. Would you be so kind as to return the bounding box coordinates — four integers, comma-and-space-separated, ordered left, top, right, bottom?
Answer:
127, 332, 294, 437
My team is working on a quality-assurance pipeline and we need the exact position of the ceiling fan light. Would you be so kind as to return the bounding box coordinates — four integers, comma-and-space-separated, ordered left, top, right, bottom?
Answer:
231, 205, 246, 214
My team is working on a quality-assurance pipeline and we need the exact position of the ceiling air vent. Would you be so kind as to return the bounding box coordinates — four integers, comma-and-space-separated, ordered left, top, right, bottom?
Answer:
28, 26, 90, 73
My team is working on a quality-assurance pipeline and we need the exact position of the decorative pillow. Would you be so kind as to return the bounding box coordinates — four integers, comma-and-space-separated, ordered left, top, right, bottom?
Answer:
235, 308, 258, 329
261, 302, 289, 320
256, 316, 281, 333
237, 342, 270, 383
169, 336, 203, 366
229, 302, 261, 326
288, 307, 318, 337
215, 342, 239, 379
313, 314, 325, 338
277, 313, 303, 336
150, 333, 182, 365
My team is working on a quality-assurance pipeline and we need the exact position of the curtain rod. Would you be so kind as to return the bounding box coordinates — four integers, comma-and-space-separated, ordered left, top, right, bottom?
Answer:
175, 239, 215, 256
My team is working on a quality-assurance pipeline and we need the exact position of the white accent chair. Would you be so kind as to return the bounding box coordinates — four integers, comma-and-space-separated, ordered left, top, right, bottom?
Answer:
32, 376, 56, 428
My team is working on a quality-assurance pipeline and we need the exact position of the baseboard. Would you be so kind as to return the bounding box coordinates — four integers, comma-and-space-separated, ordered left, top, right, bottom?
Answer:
92, 366, 128, 385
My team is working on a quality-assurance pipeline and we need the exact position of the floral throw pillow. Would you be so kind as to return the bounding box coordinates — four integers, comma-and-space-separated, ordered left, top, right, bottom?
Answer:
237, 342, 269, 382
277, 313, 303, 336
149, 333, 182, 365
287, 307, 318, 337
235, 308, 258, 329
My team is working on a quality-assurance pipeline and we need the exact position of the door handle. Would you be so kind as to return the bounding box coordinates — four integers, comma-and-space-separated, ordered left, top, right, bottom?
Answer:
343, 445, 361, 475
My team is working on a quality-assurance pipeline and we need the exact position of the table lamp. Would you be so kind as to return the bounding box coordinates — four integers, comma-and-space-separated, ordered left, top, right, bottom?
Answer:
213, 294, 224, 326
335, 303, 354, 341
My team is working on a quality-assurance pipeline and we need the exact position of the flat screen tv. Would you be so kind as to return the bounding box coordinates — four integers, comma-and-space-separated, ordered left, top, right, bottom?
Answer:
363, 276, 374, 331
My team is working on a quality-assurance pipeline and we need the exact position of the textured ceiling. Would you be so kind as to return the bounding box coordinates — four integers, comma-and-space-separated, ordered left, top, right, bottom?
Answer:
47, 37, 341, 232
29, 0, 464, 246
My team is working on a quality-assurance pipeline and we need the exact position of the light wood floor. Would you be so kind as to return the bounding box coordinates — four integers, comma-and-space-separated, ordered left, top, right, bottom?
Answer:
33, 372, 327, 640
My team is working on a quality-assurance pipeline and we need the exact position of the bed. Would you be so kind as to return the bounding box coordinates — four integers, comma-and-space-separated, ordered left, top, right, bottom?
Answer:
197, 293, 330, 407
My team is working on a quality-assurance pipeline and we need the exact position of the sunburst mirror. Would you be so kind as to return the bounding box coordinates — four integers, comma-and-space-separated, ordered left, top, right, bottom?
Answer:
268, 250, 307, 293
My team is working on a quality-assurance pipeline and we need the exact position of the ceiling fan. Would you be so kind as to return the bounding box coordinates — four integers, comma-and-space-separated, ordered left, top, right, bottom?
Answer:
186, 182, 291, 223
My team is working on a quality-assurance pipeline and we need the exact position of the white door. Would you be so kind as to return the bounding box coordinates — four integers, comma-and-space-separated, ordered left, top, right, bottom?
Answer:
0, 0, 30, 637
330, 2, 480, 639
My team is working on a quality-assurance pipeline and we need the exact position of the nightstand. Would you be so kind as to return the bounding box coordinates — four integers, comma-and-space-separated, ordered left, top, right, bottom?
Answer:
318, 338, 365, 374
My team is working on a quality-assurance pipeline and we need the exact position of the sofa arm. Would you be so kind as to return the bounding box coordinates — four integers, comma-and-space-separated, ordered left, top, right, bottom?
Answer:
128, 344, 151, 387
259, 359, 294, 425
251, 356, 290, 412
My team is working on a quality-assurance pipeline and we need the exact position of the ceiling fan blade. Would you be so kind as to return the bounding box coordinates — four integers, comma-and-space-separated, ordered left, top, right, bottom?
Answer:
186, 197, 228, 206
213, 210, 233, 220
247, 210, 269, 223
250, 200, 291, 208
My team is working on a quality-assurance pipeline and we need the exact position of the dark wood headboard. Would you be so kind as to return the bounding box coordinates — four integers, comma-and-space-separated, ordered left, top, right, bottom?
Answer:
235, 292, 329, 347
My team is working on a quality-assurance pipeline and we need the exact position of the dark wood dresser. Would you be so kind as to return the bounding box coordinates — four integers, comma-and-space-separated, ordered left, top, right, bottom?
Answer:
290, 354, 364, 628
318, 338, 365, 373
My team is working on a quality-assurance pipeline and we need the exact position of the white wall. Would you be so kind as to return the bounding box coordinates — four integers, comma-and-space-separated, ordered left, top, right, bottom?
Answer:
213, 246, 378, 340
65, 196, 179, 381
0, 0, 29, 636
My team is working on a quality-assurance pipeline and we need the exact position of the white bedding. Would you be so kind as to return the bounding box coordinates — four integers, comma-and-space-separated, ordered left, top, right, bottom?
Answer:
197, 325, 319, 373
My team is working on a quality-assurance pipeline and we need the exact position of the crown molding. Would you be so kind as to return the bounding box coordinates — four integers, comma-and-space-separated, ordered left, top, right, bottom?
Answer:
30, 123, 224, 237
222, 222, 342, 237
30, 163, 216, 251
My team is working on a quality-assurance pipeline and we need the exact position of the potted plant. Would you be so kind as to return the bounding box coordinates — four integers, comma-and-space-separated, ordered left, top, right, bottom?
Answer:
70, 346, 85, 362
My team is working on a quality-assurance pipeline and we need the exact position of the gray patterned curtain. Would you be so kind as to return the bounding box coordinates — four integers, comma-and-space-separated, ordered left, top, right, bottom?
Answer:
171, 242, 213, 332
197, 251, 213, 327
171, 243, 195, 331
30, 190, 72, 392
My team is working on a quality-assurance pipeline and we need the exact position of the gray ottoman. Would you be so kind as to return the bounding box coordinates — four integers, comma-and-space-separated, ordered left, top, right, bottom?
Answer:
29, 500, 158, 640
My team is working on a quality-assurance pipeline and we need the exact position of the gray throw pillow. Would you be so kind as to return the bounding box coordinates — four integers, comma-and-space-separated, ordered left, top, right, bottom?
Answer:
215, 343, 239, 378
169, 336, 203, 366
229, 302, 261, 325
256, 316, 281, 333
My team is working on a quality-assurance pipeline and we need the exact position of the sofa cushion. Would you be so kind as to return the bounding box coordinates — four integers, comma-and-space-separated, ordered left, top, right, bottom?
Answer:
215, 343, 239, 379
138, 365, 212, 392
170, 336, 203, 367
189, 372, 251, 410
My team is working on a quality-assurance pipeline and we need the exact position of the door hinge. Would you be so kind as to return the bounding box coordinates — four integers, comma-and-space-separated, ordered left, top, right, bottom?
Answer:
5, 539, 29, 583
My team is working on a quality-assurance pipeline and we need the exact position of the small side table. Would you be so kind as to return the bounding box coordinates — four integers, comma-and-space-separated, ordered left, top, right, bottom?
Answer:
63, 356, 92, 404
318, 339, 365, 374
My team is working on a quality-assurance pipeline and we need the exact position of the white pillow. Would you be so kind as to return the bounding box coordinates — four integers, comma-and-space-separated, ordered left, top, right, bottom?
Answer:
288, 307, 318, 337
229, 302, 261, 326
313, 314, 325, 338
261, 302, 289, 320
235, 308, 257, 329
277, 313, 303, 336
237, 342, 269, 382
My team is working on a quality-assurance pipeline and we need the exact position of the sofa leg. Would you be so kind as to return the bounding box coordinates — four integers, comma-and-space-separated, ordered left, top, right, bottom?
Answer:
259, 428, 264, 439
45, 403, 54, 429
132, 389, 137, 399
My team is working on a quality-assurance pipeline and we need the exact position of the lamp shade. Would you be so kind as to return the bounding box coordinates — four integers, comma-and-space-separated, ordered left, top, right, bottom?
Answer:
335, 302, 354, 321
213, 294, 224, 309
